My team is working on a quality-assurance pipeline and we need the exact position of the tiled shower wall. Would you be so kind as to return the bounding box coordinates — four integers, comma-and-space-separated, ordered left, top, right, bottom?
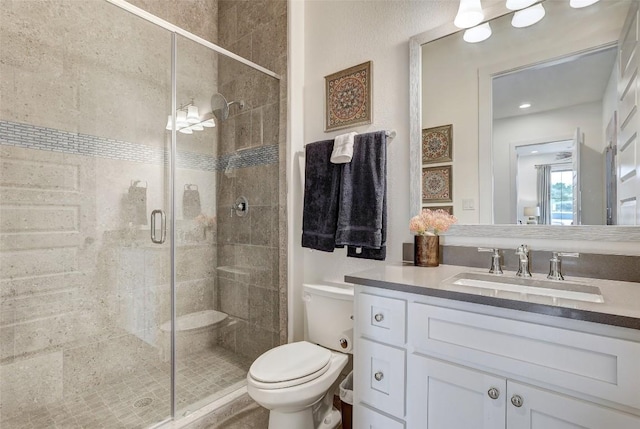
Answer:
214, 0, 288, 359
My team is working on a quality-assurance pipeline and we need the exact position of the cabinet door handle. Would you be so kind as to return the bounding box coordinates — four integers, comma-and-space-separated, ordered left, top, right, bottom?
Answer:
487, 387, 500, 400
374, 371, 384, 381
374, 313, 384, 322
511, 394, 524, 408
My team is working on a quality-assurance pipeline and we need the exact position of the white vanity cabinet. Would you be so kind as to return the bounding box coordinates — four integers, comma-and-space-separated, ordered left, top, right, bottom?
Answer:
352, 285, 640, 429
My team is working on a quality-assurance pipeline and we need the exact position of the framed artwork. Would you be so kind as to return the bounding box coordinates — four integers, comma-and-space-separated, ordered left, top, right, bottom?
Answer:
422, 165, 452, 203
422, 205, 453, 215
422, 124, 452, 164
325, 61, 372, 131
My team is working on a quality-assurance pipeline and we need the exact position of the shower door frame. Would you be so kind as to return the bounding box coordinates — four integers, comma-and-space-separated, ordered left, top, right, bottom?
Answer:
105, 0, 281, 423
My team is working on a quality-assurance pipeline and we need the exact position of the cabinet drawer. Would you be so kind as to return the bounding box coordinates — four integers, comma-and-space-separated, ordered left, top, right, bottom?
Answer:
356, 292, 406, 346
354, 404, 405, 429
409, 303, 640, 410
355, 338, 405, 419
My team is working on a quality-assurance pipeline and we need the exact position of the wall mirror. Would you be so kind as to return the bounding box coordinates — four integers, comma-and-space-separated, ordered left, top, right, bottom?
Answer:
409, 0, 640, 241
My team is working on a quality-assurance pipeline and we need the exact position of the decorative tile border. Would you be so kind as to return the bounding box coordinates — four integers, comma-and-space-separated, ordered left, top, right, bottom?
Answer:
0, 120, 277, 171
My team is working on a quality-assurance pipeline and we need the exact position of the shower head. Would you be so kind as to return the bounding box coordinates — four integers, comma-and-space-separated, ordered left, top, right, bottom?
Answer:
210, 92, 245, 121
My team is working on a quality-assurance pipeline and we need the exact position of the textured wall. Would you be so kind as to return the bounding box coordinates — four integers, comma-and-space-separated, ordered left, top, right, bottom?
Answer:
215, 0, 287, 359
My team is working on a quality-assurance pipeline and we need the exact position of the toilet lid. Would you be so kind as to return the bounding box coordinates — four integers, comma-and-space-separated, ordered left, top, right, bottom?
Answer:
249, 341, 332, 383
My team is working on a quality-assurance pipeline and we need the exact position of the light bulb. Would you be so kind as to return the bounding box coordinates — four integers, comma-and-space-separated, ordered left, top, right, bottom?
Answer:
201, 118, 216, 128
186, 105, 200, 124
454, 0, 484, 29
569, 0, 599, 8
176, 110, 189, 128
511, 3, 545, 28
463, 22, 492, 43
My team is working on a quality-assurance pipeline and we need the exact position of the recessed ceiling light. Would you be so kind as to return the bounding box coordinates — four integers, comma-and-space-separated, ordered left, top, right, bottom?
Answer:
519, 103, 532, 109
531, 150, 539, 154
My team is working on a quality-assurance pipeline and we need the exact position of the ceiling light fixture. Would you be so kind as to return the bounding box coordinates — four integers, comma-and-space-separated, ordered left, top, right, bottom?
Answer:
511, 3, 545, 28
165, 100, 216, 134
569, 0, 600, 8
454, 0, 485, 29
519, 102, 532, 109
505, 0, 537, 10
463, 22, 492, 43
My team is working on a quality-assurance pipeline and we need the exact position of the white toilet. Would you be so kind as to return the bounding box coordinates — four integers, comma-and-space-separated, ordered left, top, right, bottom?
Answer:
247, 282, 354, 429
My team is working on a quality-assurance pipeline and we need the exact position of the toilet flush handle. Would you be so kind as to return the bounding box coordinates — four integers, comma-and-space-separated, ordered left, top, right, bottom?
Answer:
339, 338, 349, 349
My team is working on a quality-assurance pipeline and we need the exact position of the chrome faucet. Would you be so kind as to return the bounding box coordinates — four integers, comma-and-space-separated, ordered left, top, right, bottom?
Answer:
547, 252, 579, 281
547, 252, 563, 280
478, 248, 503, 274
515, 245, 532, 277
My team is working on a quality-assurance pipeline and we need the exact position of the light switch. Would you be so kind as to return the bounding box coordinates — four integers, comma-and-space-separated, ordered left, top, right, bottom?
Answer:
462, 198, 475, 210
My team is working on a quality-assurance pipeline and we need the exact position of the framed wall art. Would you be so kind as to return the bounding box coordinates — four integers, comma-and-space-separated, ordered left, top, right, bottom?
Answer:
422, 165, 452, 203
325, 61, 372, 131
422, 124, 452, 164
422, 205, 453, 215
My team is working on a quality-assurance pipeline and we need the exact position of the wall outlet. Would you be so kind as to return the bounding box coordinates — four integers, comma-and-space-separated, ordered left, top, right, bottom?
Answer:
462, 199, 475, 210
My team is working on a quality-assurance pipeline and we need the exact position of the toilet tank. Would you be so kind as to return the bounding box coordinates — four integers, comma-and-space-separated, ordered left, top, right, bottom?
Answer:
303, 282, 354, 353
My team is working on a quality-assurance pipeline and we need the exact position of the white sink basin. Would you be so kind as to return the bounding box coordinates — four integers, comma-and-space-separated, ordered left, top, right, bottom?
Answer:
446, 273, 604, 303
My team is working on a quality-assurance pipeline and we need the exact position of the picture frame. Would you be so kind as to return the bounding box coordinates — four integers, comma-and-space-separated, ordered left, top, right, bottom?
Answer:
422, 165, 452, 203
422, 124, 453, 164
325, 61, 372, 131
422, 205, 453, 215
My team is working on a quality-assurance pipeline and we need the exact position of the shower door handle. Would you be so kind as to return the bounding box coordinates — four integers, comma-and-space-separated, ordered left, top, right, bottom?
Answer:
150, 209, 167, 244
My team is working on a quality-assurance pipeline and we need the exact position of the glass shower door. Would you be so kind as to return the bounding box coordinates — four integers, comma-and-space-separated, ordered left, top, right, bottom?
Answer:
173, 34, 281, 417
0, 1, 173, 427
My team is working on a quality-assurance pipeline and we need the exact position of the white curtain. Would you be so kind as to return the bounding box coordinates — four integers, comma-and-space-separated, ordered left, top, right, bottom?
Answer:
536, 165, 551, 224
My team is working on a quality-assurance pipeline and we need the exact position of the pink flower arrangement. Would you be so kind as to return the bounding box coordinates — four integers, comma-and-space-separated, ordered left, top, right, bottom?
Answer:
409, 209, 457, 236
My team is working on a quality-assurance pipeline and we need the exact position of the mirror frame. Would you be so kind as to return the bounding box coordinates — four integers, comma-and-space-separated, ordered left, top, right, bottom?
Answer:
409, 2, 640, 242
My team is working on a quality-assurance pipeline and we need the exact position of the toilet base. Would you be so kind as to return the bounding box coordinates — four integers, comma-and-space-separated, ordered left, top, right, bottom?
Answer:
267, 405, 341, 429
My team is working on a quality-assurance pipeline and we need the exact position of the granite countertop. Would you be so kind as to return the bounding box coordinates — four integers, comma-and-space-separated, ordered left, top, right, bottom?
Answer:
345, 263, 640, 330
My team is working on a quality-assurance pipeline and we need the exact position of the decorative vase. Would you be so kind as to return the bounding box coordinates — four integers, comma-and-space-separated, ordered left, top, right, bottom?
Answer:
414, 235, 439, 267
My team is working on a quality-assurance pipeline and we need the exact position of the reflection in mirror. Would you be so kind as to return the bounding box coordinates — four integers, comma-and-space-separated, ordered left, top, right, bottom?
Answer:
415, 0, 639, 229
492, 47, 618, 226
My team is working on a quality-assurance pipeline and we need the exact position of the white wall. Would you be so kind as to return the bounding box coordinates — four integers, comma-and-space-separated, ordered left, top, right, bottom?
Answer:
289, 0, 457, 340
493, 102, 604, 225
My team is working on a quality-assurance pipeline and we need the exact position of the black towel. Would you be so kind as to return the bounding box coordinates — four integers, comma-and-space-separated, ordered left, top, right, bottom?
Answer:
302, 140, 342, 252
336, 131, 387, 260
183, 185, 201, 219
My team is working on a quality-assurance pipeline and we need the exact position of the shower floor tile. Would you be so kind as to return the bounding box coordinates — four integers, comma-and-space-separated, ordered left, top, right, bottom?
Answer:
2, 346, 252, 429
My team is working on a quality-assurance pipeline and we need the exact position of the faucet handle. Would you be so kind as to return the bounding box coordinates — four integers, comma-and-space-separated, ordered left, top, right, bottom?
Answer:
478, 248, 503, 275
558, 252, 579, 258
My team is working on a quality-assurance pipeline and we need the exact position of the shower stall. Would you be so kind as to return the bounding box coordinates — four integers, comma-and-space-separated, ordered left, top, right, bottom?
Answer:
0, 1, 282, 427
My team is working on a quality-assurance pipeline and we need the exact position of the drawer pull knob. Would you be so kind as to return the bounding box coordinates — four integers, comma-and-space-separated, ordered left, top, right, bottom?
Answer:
374, 371, 384, 381
374, 313, 384, 322
487, 387, 500, 400
511, 394, 523, 408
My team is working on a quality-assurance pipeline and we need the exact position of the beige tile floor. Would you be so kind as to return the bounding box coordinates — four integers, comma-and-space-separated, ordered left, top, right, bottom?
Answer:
2, 346, 252, 429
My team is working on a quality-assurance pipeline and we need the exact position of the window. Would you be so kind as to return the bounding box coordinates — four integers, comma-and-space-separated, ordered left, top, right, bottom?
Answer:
550, 169, 573, 225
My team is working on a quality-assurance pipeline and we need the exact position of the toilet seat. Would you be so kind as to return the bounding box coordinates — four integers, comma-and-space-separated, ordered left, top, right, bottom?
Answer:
248, 341, 332, 390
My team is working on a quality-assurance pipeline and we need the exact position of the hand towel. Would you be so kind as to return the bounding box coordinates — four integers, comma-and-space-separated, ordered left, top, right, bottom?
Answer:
127, 183, 148, 225
302, 140, 342, 252
183, 185, 201, 219
330, 132, 358, 164
335, 131, 387, 260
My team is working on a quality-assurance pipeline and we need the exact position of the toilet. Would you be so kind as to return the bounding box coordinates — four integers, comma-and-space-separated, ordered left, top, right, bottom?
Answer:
247, 283, 354, 429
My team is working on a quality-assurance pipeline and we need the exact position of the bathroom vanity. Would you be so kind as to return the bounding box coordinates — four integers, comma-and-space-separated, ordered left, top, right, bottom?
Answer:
346, 264, 640, 428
